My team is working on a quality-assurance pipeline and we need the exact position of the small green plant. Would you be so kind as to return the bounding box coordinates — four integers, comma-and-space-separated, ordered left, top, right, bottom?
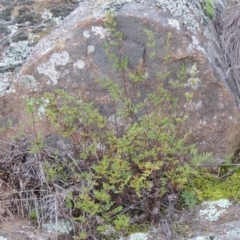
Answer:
181, 190, 198, 210
164, 54, 172, 63
166, 32, 172, 51
204, 0, 214, 20
144, 28, 156, 58
43, 89, 106, 141
29, 210, 38, 222
25, 98, 45, 153
176, 63, 187, 80
156, 70, 171, 80
22, 10, 226, 240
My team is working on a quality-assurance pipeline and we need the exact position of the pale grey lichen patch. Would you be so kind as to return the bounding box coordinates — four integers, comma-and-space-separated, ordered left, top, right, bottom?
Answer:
196, 101, 203, 109
42, 220, 72, 234
41, 9, 62, 25
0, 73, 15, 96
155, 0, 209, 34
0, 236, 7, 240
87, 45, 95, 54
156, 0, 199, 33
189, 236, 223, 240
119, 232, 148, 240
83, 30, 90, 38
199, 199, 232, 222
34, 41, 55, 55
37, 51, 70, 85
129, 232, 148, 240
168, 19, 180, 30
91, 26, 107, 39
74, 60, 85, 69
226, 228, 240, 237
91, 0, 147, 16
19, 75, 38, 91
188, 36, 206, 55
41, 9, 53, 21
7, 25, 18, 35
0, 41, 32, 72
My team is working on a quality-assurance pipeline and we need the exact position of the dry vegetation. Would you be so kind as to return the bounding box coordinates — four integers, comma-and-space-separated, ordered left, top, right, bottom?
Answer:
221, 1, 240, 97
0, 136, 74, 229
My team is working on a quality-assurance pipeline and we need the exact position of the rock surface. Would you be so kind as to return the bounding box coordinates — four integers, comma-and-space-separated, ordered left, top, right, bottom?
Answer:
0, 0, 239, 161
0, 0, 81, 94
0, 215, 72, 240
121, 199, 240, 240
1, 0, 240, 239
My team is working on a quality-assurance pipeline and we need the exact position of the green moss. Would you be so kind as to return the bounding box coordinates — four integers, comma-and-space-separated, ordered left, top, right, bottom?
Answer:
126, 223, 150, 235
187, 168, 240, 202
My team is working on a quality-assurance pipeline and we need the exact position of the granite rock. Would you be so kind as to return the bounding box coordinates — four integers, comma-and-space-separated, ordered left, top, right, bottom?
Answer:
0, 0, 239, 161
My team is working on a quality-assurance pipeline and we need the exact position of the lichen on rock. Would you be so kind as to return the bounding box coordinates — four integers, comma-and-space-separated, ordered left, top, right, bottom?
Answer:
199, 199, 232, 222
155, 0, 203, 33
119, 232, 148, 240
37, 51, 70, 85
155, 0, 225, 35
0, 41, 32, 72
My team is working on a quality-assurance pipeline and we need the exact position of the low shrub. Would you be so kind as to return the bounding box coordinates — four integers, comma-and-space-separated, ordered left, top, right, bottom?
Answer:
33, 11, 212, 239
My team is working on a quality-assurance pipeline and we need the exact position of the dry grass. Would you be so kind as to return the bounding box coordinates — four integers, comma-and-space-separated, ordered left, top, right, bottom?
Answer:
0, 135, 193, 239
0, 136, 76, 230
220, 1, 240, 97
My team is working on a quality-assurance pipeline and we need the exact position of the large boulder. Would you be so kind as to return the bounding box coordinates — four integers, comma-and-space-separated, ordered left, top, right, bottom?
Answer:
1, 0, 240, 161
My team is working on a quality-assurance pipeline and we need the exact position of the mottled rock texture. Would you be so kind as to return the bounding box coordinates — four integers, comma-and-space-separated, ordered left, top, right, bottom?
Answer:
0, 0, 80, 94
0, 0, 240, 162
0, 216, 72, 240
